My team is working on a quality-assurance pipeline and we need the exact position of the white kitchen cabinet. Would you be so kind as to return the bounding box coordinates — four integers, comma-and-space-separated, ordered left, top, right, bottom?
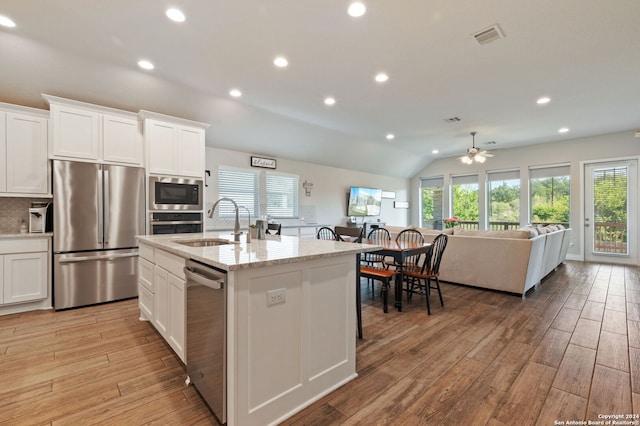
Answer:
137, 241, 186, 362
140, 110, 208, 178
44, 95, 142, 166
0, 103, 50, 196
0, 238, 49, 306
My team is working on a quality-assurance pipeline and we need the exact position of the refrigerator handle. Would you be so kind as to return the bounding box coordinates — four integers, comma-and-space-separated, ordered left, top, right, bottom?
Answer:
97, 167, 104, 246
104, 168, 110, 246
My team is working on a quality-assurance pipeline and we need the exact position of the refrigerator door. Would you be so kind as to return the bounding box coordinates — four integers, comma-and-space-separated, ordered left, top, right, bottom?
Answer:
54, 249, 139, 310
53, 160, 103, 253
104, 164, 145, 249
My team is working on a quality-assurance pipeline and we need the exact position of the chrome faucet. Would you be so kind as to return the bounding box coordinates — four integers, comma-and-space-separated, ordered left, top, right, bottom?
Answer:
207, 197, 241, 242
237, 206, 251, 243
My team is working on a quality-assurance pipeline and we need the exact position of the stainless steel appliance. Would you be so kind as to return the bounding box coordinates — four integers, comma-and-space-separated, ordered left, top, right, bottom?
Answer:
149, 176, 203, 210
149, 212, 203, 234
185, 259, 227, 424
53, 160, 145, 310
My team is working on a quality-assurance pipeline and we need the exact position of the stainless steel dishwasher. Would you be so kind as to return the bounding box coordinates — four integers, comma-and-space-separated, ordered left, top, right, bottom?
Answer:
184, 259, 227, 424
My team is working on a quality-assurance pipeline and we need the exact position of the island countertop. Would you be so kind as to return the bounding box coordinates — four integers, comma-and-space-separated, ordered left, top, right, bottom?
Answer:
136, 232, 381, 271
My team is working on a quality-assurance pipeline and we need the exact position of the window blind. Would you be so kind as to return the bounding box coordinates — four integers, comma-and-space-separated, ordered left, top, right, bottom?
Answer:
217, 167, 259, 217
487, 170, 519, 182
420, 176, 444, 188
451, 174, 478, 186
266, 173, 298, 218
529, 165, 570, 179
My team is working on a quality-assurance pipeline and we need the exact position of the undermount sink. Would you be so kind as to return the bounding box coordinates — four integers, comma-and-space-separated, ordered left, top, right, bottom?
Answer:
173, 238, 232, 247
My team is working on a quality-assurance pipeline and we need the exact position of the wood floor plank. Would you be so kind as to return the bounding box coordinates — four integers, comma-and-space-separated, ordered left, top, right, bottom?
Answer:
530, 328, 572, 368
580, 300, 605, 321
490, 361, 556, 425
606, 294, 627, 312
551, 308, 581, 333
553, 344, 597, 398
630, 347, 640, 394
602, 309, 627, 335
536, 387, 588, 425
587, 365, 632, 420
570, 318, 601, 349
596, 330, 629, 372
628, 302, 640, 322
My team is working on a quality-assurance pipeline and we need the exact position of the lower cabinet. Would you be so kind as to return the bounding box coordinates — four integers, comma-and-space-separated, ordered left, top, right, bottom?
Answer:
0, 238, 49, 306
137, 243, 186, 363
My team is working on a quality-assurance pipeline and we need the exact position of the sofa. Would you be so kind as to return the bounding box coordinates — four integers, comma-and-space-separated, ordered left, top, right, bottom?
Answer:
383, 225, 572, 297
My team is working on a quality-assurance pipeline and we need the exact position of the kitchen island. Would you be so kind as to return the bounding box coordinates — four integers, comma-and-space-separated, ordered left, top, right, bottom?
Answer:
136, 232, 379, 426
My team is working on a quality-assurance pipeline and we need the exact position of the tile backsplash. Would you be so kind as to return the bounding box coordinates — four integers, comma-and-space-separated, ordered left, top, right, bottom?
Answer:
0, 198, 51, 233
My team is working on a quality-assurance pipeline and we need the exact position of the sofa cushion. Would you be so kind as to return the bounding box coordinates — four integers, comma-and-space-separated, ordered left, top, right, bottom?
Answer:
453, 228, 531, 239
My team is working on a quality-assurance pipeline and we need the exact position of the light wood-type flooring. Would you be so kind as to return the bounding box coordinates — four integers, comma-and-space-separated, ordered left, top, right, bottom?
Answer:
1, 260, 639, 425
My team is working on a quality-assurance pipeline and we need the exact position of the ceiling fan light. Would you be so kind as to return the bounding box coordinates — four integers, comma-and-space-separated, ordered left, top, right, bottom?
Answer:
461, 156, 473, 165
475, 155, 486, 163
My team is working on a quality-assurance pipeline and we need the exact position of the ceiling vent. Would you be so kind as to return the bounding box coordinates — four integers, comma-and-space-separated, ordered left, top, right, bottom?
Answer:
444, 116, 462, 123
473, 24, 505, 45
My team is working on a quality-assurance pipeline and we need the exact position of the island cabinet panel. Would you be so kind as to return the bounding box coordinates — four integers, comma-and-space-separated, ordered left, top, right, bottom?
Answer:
230, 254, 357, 426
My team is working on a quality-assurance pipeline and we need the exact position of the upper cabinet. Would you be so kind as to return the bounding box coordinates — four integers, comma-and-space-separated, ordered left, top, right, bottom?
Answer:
44, 95, 143, 166
0, 103, 50, 196
140, 110, 209, 178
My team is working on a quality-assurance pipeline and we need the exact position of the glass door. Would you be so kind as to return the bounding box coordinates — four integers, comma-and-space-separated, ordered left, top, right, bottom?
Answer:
584, 160, 637, 264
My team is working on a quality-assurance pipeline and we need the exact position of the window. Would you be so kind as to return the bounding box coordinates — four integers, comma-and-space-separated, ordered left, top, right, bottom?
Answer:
420, 176, 444, 229
450, 174, 479, 229
529, 165, 570, 226
217, 167, 259, 217
266, 172, 298, 218
487, 170, 520, 230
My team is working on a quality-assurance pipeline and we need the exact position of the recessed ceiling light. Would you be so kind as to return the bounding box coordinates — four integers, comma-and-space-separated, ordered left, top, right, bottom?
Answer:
138, 60, 154, 70
274, 56, 288, 68
537, 96, 551, 105
0, 15, 16, 28
324, 97, 336, 106
166, 8, 186, 23
386, 133, 395, 140
375, 73, 389, 83
229, 89, 242, 98
558, 127, 569, 133
348, 2, 366, 17
432, 149, 439, 154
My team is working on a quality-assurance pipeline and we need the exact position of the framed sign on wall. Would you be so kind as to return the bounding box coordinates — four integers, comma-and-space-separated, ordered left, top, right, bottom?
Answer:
251, 156, 277, 169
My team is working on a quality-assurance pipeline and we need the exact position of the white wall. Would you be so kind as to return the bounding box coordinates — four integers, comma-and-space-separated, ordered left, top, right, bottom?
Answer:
205, 147, 410, 229
410, 130, 640, 259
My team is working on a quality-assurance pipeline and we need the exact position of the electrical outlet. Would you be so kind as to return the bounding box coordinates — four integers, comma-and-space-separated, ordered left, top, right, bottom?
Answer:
267, 288, 286, 306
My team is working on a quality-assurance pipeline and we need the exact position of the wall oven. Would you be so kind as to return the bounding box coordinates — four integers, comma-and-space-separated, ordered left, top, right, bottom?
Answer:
149, 176, 203, 211
149, 212, 203, 234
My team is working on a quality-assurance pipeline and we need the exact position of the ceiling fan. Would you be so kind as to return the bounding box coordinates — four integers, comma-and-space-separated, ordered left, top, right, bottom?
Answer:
459, 131, 494, 164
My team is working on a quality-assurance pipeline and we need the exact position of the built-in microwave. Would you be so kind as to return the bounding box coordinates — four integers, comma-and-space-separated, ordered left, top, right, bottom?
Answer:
149, 176, 203, 211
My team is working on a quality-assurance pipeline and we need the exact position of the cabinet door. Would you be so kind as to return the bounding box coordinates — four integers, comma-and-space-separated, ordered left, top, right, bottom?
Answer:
6, 112, 49, 194
51, 105, 100, 160
177, 126, 204, 177
0, 111, 6, 192
147, 120, 178, 175
168, 273, 185, 361
103, 114, 142, 165
153, 266, 170, 337
138, 283, 154, 321
3, 252, 48, 304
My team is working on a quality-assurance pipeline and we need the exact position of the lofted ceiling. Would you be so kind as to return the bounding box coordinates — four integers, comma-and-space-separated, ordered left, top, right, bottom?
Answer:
1, 1, 639, 178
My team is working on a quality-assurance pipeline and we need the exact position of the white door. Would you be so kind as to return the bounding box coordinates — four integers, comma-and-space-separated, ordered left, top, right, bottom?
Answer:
584, 160, 638, 264
3, 252, 48, 304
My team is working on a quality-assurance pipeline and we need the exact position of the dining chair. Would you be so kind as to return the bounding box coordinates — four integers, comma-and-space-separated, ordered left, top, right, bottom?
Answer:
316, 226, 339, 240
266, 223, 282, 235
334, 226, 364, 243
384, 228, 425, 269
403, 233, 448, 314
359, 265, 398, 313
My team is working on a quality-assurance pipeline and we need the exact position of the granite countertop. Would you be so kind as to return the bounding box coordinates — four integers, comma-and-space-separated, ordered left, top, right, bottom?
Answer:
205, 223, 327, 232
0, 232, 53, 239
137, 231, 381, 271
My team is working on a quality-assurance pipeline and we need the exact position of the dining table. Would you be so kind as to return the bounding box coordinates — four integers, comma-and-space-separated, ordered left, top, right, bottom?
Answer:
360, 238, 432, 312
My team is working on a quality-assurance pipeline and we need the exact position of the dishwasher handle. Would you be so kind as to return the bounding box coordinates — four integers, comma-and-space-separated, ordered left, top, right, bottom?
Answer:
184, 266, 224, 290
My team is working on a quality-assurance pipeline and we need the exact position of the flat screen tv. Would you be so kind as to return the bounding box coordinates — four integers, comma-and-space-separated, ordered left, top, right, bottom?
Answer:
347, 187, 382, 216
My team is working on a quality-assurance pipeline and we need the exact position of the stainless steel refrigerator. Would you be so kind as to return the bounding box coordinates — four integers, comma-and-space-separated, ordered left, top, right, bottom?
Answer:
53, 160, 145, 310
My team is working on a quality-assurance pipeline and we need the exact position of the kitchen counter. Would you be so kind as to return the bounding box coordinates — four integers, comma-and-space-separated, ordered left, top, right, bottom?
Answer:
136, 231, 380, 271
0, 232, 53, 239
136, 232, 379, 426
